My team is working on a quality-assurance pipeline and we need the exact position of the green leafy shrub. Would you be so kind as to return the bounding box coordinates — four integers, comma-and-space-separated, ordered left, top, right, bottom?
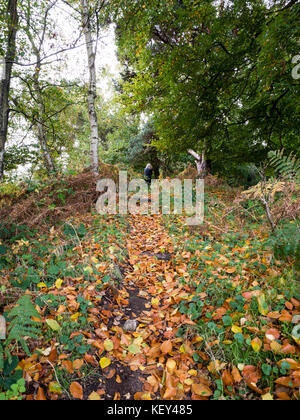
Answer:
0, 356, 23, 393
268, 221, 300, 264
0, 378, 25, 400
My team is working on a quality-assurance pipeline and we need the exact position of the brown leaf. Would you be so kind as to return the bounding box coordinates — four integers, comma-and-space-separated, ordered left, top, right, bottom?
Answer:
162, 387, 177, 399
275, 377, 294, 388
160, 340, 173, 354
73, 359, 84, 370
62, 360, 74, 374
192, 383, 213, 397
222, 369, 234, 387
242, 365, 261, 385
277, 358, 300, 371
70, 382, 83, 400
36, 387, 47, 400
84, 353, 97, 366
231, 366, 242, 383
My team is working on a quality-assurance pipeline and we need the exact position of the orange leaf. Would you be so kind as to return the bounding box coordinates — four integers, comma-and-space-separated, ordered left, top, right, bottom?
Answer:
222, 369, 234, 387
275, 377, 294, 388
242, 365, 261, 385
277, 359, 300, 371
62, 360, 74, 374
84, 353, 97, 366
279, 310, 292, 322
192, 383, 213, 397
231, 366, 242, 383
265, 328, 280, 342
163, 387, 177, 399
36, 387, 47, 400
73, 359, 84, 370
70, 382, 83, 400
160, 340, 173, 354
166, 358, 176, 373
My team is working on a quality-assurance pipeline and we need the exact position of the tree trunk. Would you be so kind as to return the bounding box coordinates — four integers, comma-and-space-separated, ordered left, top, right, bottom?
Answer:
25, 10, 56, 176
81, 0, 100, 176
0, 0, 18, 180
188, 148, 208, 178
33, 65, 56, 175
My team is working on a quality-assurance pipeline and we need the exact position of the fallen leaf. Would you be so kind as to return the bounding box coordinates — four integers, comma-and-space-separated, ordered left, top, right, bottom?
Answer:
192, 383, 213, 397
160, 340, 173, 354
88, 392, 101, 400
100, 357, 111, 369
70, 382, 83, 400
251, 337, 262, 353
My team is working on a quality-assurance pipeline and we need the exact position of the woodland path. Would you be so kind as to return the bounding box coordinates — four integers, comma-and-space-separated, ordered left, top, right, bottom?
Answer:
98, 212, 207, 400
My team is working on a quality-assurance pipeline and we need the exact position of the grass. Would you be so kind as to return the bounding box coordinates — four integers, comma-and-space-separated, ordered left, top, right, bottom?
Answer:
162, 185, 299, 399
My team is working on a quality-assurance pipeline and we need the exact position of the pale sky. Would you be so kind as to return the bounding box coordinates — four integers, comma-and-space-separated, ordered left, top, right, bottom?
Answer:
49, 1, 120, 98
8, 1, 120, 179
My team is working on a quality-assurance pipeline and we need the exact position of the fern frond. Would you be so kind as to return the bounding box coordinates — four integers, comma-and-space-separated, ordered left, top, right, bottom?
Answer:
268, 149, 300, 183
5, 295, 41, 356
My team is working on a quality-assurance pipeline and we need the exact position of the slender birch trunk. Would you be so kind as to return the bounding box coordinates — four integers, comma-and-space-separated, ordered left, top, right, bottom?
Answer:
0, 0, 18, 180
33, 63, 57, 175
81, 0, 99, 175
25, 14, 56, 175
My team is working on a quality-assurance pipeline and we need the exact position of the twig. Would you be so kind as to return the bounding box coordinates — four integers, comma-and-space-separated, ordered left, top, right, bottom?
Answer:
46, 359, 71, 399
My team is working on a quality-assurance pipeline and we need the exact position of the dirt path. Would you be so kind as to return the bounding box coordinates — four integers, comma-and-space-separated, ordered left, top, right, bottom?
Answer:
99, 212, 205, 400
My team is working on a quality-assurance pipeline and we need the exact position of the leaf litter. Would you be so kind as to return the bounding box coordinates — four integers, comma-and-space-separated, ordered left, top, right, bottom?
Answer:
3, 188, 299, 401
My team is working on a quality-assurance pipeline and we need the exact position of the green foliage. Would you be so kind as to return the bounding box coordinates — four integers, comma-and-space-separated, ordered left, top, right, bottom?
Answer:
268, 220, 300, 263
0, 378, 25, 400
0, 296, 42, 369
0, 295, 41, 385
113, 0, 300, 170
268, 149, 300, 183
0, 355, 22, 391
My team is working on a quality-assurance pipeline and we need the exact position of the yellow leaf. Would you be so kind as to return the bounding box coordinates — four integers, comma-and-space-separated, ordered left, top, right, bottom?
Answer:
184, 378, 194, 385
188, 369, 198, 376
179, 344, 186, 353
37, 282, 47, 289
208, 360, 226, 375
262, 392, 273, 400
84, 265, 93, 274
100, 357, 111, 369
231, 325, 243, 334
46, 319, 61, 332
88, 392, 101, 400
251, 337, 262, 353
104, 339, 114, 352
257, 294, 269, 316
151, 297, 159, 308
55, 278, 63, 289
71, 312, 80, 321
48, 382, 62, 394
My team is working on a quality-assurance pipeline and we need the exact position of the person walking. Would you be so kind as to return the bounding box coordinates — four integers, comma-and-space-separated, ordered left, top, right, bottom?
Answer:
144, 163, 153, 186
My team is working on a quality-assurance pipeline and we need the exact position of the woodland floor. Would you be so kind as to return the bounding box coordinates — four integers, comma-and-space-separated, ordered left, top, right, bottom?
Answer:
1, 182, 299, 401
